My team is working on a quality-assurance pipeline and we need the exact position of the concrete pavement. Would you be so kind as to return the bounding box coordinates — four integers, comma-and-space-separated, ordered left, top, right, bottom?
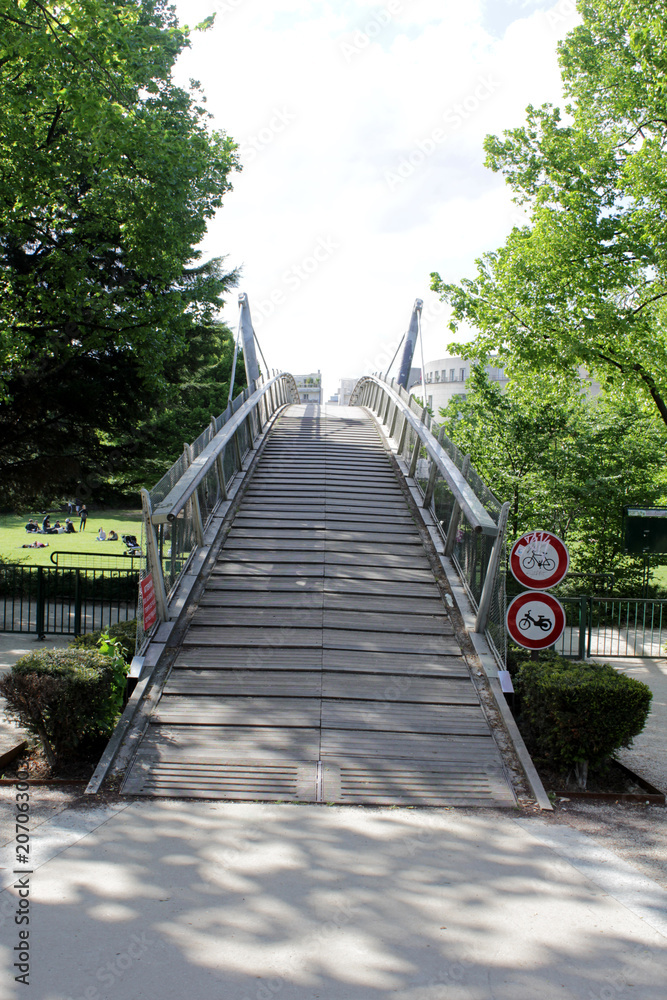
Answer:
0, 800, 665, 999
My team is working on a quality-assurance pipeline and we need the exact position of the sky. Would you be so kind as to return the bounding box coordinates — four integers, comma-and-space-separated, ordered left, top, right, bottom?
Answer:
169, 0, 581, 398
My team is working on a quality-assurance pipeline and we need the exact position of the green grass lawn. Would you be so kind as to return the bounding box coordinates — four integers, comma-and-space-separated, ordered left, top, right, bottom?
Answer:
0, 509, 143, 566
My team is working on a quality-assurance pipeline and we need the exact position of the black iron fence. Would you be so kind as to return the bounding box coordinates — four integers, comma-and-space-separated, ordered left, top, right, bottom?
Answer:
554, 596, 667, 658
0, 564, 139, 636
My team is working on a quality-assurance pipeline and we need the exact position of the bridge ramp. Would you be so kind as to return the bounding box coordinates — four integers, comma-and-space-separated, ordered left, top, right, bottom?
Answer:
122, 406, 514, 806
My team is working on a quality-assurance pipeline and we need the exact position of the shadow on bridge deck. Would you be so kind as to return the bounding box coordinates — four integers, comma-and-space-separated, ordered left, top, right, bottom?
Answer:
121, 405, 515, 807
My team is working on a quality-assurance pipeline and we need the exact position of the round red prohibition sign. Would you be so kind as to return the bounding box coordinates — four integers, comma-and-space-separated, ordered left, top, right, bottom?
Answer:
506, 591, 566, 650
509, 529, 570, 590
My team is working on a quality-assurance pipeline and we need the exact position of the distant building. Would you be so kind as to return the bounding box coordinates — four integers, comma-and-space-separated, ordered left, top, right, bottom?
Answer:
416, 356, 508, 413
294, 371, 322, 404
336, 378, 357, 407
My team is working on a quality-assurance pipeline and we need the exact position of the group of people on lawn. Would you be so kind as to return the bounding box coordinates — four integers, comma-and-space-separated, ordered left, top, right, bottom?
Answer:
24, 507, 118, 544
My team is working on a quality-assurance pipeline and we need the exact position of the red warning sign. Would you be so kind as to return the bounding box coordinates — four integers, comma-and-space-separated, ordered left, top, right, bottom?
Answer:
510, 530, 569, 590
140, 573, 157, 631
506, 591, 566, 651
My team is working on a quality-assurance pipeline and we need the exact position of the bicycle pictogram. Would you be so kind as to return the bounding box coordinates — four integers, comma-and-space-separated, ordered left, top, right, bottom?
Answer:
520, 551, 555, 572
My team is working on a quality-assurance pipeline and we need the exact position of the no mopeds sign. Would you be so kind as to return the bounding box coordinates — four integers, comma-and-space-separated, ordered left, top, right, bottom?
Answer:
510, 530, 569, 590
506, 591, 566, 650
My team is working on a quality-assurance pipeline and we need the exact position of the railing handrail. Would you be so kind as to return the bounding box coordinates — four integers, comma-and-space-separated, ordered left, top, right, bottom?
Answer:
351, 375, 497, 536
151, 372, 298, 525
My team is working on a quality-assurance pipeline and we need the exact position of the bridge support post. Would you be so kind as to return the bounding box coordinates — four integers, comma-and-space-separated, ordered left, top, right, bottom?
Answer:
423, 427, 446, 509
141, 488, 169, 624
475, 501, 510, 634
444, 455, 471, 556
408, 407, 428, 478
184, 444, 205, 546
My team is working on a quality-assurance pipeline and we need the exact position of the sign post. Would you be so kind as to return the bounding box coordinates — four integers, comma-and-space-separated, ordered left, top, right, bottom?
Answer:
506, 529, 570, 662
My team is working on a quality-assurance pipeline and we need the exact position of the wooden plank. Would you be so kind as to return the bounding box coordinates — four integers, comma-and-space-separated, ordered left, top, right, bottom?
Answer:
212, 563, 325, 577
175, 647, 322, 668
206, 577, 325, 592
322, 610, 452, 635
137, 725, 321, 759
319, 729, 499, 760
321, 674, 476, 703
222, 538, 325, 551
184, 626, 323, 646
165, 670, 322, 697
323, 566, 434, 582
322, 647, 469, 677
322, 629, 460, 653
323, 592, 445, 615
321, 700, 489, 735
322, 578, 441, 598
192, 608, 322, 628
219, 549, 325, 564
199, 591, 323, 609
153, 696, 322, 727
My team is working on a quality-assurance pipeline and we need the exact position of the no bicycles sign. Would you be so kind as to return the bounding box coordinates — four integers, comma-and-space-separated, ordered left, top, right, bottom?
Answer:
506, 591, 566, 650
509, 530, 569, 590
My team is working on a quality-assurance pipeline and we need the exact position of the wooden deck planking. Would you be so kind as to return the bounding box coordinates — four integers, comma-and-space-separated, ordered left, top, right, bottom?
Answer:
122, 408, 514, 806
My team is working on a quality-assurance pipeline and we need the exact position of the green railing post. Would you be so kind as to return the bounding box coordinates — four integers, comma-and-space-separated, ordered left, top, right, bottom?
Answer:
578, 595, 588, 660
74, 569, 82, 636
587, 596, 593, 658
35, 566, 45, 638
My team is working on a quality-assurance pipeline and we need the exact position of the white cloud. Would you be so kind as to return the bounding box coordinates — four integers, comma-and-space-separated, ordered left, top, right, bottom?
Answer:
169, 0, 579, 397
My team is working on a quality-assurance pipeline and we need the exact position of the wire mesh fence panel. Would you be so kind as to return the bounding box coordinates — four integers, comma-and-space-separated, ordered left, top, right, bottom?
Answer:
197, 464, 222, 528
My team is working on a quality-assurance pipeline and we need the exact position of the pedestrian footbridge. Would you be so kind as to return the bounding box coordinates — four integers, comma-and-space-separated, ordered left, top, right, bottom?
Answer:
90, 300, 535, 808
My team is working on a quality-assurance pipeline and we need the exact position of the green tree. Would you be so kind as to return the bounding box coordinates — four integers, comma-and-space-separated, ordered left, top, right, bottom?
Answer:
431, 0, 667, 427
109, 318, 248, 496
439, 368, 667, 591
0, 1, 239, 504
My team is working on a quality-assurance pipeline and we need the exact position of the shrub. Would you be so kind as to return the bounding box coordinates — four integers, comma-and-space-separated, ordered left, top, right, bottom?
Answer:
515, 653, 652, 787
70, 618, 137, 662
0, 647, 127, 767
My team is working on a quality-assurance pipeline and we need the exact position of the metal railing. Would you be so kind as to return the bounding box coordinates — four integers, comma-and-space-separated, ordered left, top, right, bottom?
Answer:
0, 564, 138, 636
137, 371, 300, 651
555, 596, 667, 659
350, 374, 510, 665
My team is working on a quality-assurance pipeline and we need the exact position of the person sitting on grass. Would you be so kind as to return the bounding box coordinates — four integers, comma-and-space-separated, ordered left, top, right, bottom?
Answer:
95, 527, 107, 541
64, 519, 76, 533
25, 519, 38, 532
107, 529, 118, 541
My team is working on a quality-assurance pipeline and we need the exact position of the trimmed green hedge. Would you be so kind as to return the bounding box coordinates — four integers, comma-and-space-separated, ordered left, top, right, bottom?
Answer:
0, 647, 127, 766
515, 654, 652, 778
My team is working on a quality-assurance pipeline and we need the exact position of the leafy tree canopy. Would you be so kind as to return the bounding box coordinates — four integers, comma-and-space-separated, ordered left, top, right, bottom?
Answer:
431, 0, 667, 427
439, 368, 667, 592
0, 1, 239, 504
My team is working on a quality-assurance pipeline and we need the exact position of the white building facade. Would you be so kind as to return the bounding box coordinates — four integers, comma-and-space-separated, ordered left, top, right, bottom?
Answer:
294, 372, 323, 404
418, 356, 508, 414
